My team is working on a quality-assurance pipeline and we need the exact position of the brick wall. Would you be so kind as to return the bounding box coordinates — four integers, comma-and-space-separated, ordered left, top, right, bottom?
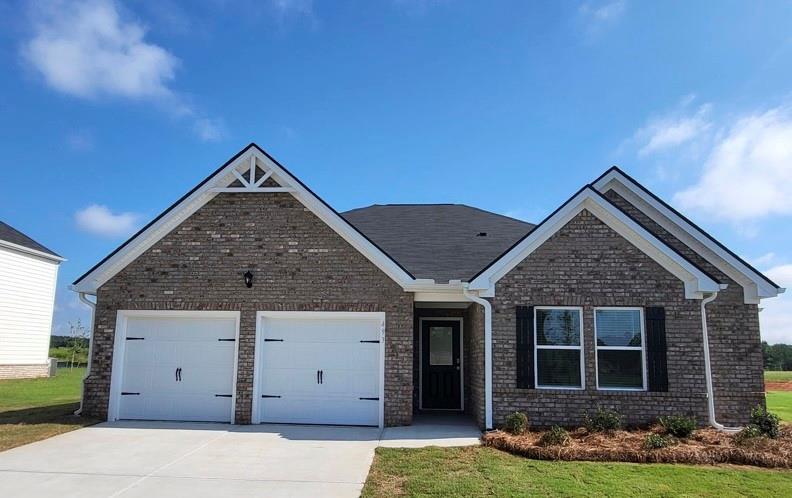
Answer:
83, 192, 414, 426
0, 363, 49, 379
492, 209, 710, 428
464, 302, 486, 428
604, 190, 765, 425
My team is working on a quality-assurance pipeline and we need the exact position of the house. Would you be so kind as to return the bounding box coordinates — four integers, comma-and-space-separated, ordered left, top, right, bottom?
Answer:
0, 222, 63, 379
70, 144, 784, 429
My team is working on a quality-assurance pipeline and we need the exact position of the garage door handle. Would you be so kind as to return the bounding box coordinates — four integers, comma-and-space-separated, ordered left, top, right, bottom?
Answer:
175, 367, 182, 382
320, 370, 323, 384
317, 370, 320, 384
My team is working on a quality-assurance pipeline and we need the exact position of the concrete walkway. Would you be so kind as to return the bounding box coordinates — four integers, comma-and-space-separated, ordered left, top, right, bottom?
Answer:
0, 417, 480, 498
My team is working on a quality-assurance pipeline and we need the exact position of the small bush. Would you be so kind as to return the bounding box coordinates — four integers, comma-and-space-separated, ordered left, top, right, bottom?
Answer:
750, 405, 780, 439
734, 425, 764, 444
658, 415, 696, 438
644, 433, 673, 449
504, 412, 529, 435
584, 408, 622, 433
538, 425, 571, 447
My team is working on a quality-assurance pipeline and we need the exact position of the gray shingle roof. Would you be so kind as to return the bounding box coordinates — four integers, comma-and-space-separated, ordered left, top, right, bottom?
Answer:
0, 221, 61, 258
342, 204, 534, 283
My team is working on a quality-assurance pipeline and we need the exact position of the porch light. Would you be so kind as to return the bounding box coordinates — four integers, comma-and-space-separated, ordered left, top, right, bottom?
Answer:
244, 271, 253, 288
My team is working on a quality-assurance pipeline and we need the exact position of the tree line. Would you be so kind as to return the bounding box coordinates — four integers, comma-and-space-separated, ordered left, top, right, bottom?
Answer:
763, 342, 792, 371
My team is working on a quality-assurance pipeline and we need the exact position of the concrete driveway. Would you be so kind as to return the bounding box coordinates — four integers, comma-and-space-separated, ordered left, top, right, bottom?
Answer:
0, 418, 480, 498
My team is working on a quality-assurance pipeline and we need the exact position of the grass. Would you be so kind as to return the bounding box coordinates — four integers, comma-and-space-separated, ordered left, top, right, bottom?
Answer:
765, 371, 792, 382
362, 446, 792, 497
0, 368, 97, 452
767, 392, 792, 423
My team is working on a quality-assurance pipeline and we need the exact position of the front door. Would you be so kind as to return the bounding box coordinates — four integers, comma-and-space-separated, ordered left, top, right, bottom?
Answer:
421, 320, 462, 410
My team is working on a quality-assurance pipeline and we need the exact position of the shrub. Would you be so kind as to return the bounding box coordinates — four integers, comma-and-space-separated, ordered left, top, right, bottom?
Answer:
734, 425, 764, 444
749, 405, 780, 439
584, 408, 622, 432
504, 412, 529, 435
538, 425, 571, 447
644, 433, 673, 449
658, 415, 696, 438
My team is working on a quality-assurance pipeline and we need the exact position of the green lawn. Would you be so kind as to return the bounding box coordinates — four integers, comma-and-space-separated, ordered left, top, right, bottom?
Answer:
363, 446, 792, 497
765, 371, 792, 382
0, 368, 97, 452
766, 391, 792, 423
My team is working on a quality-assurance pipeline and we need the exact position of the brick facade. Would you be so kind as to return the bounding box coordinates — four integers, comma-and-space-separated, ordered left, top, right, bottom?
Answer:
0, 363, 49, 380
604, 189, 765, 425
82, 192, 414, 426
491, 209, 711, 428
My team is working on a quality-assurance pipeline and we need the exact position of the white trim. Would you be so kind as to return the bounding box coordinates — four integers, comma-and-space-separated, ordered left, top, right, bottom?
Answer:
107, 310, 241, 424
469, 188, 720, 299
593, 171, 784, 302
252, 311, 386, 429
72, 145, 415, 294
0, 239, 64, 263
418, 317, 464, 412
593, 307, 647, 392
534, 306, 585, 390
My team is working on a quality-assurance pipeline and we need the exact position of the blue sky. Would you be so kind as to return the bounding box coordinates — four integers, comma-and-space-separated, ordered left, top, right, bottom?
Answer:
1, 0, 791, 342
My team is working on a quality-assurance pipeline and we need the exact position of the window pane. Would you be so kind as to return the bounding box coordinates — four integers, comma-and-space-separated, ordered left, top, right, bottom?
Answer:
429, 326, 453, 366
537, 349, 581, 387
597, 350, 643, 388
536, 309, 580, 346
596, 309, 642, 347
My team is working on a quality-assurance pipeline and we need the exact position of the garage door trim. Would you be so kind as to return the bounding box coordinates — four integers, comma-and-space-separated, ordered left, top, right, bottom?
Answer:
252, 311, 385, 428
107, 310, 241, 423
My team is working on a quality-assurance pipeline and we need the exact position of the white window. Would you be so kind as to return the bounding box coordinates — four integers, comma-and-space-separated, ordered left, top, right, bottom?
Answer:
594, 307, 646, 391
534, 307, 584, 389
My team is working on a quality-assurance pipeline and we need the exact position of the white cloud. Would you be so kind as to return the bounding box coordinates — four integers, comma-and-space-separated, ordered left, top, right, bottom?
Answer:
579, 0, 626, 37
21, 0, 225, 141
193, 117, 226, 142
75, 204, 141, 238
760, 264, 792, 344
22, 0, 178, 99
674, 105, 792, 222
631, 96, 712, 156
751, 252, 777, 267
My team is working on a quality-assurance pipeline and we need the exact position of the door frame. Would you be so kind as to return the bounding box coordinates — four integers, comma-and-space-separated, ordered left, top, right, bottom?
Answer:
107, 310, 242, 424
418, 317, 464, 411
252, 311, 386, 428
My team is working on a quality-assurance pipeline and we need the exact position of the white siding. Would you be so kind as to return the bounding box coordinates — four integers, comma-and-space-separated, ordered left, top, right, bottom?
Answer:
0, 245, 59, 365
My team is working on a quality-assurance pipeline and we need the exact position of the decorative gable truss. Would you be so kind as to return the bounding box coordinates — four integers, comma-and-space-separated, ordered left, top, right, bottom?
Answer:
468, 187, 723, 300
71, 144, 418, 294
592, 168, 785, 304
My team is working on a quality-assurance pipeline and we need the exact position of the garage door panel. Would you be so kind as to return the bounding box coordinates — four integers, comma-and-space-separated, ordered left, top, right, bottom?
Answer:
257, 315, 381, 426
260, 396, 378, 426
117, 315, 237, 423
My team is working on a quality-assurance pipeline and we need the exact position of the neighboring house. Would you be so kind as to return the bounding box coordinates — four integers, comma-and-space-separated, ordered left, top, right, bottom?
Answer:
0, 222, 63, 379
71, 144, 784, 429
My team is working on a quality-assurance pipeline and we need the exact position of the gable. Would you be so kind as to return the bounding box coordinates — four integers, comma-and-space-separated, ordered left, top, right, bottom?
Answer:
592, 167, 784, 303
71, 144, 416, 294
468, 187, 720, 299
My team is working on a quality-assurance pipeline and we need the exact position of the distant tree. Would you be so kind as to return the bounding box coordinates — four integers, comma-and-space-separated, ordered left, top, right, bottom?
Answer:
762, 342, 792, 371
68, 319, 89, 369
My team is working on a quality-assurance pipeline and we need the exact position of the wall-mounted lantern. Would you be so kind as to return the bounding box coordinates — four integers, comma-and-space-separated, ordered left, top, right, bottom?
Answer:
244, 271, 253, 288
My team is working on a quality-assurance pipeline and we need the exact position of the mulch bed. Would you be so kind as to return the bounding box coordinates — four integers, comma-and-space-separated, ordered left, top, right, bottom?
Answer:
765, 382, 792, 391
482, 425, 792, 469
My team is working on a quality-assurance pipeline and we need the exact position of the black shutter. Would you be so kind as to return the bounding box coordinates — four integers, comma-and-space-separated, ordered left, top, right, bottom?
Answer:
516, 306, 534, 389
645, 306, 668, 392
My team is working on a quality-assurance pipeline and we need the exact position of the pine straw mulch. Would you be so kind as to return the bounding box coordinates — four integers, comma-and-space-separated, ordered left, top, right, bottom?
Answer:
482, 424, 792, 469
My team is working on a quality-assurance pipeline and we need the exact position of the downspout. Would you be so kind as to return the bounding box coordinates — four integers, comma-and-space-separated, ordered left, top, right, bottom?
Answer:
463, 285, 493, 430
700, 291, 741, 432
74, 292, 96, 416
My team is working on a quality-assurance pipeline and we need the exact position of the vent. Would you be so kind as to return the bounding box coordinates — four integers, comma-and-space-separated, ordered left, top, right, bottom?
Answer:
476, 232, 487, 237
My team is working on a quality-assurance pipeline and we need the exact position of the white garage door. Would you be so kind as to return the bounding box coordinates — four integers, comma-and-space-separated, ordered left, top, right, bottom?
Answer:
256, 313, 383, 426
116, 314, 237, 422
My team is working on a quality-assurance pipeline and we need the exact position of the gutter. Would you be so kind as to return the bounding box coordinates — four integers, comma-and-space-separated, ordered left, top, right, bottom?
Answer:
700, 291, 741, 432
74, 292, 96, 416
462, 285, 493, 430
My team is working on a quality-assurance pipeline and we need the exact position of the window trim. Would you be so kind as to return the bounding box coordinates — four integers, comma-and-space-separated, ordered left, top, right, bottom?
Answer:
594, 307, 647, 391
534, 306, 585, 390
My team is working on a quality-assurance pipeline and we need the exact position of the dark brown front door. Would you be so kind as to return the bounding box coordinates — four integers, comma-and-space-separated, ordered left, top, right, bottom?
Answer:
421, 320, 461, 410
